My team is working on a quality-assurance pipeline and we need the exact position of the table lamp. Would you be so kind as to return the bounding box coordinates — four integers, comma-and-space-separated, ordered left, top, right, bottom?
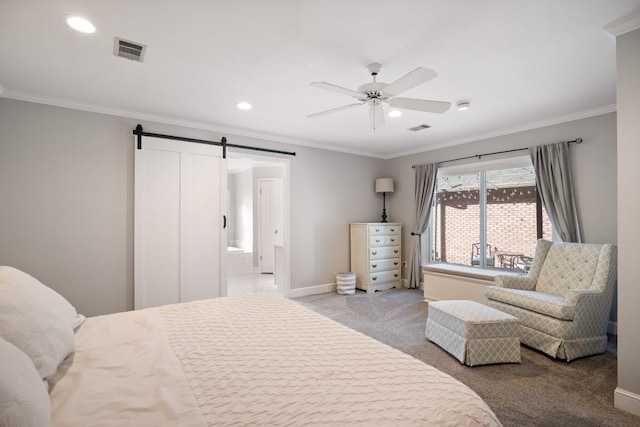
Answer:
375, 178, 394, 223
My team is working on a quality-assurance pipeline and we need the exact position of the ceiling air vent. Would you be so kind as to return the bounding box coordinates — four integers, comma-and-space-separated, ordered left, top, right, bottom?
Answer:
408, 124, 431, 132
114, 37, 146, 62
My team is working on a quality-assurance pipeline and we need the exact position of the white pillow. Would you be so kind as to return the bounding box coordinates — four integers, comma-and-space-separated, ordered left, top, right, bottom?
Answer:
0, 337, 52, 427
0, 266, 85, 382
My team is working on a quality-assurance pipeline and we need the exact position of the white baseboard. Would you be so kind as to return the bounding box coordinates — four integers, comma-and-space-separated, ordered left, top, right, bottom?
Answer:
608, 321, 618, 335
615, 387, 640, 417
287, 283, 336, 298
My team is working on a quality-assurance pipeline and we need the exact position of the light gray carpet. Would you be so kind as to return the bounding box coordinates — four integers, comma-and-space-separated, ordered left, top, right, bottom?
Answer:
293, 288, 639, 427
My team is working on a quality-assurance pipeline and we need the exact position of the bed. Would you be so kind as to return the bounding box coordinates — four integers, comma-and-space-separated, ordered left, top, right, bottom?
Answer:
1, 266, 502, 426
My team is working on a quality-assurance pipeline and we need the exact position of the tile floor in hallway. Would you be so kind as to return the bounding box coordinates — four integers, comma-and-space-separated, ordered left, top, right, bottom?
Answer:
227, 273, 280, 296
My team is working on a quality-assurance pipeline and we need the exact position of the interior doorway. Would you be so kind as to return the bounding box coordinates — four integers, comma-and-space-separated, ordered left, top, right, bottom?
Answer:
226, 153, 289, 296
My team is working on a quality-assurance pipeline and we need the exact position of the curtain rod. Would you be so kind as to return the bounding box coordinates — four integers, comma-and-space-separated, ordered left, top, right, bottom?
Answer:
133, 124, 296, 157
411, 138, 582, 168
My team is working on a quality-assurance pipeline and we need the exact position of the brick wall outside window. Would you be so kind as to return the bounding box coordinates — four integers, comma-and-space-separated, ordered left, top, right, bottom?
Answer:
431, 185, 552, 268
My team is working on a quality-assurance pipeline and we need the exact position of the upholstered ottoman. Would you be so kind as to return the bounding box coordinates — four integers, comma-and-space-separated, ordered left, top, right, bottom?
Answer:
426, 300, 521, 366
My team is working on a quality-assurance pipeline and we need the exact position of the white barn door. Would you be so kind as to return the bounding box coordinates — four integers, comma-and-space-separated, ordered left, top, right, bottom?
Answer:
134, 136, 227, 309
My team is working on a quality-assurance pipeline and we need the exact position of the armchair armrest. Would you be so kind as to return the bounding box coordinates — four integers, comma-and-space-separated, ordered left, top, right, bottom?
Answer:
564, 288, 604, 307
564, 288, 612, 337
494, 275, 536, 290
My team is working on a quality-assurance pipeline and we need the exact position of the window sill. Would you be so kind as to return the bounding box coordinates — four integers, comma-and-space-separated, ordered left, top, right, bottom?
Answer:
422, 263, 523, 282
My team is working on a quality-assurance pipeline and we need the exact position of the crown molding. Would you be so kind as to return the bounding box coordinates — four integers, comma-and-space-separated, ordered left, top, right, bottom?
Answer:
385, 104, 617, 159
1, 89, 615, 161
0, 89, 386, 159
605, 12, 640, 37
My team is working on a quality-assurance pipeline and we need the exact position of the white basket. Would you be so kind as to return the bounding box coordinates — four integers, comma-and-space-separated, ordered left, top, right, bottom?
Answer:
336, 272, 356, 295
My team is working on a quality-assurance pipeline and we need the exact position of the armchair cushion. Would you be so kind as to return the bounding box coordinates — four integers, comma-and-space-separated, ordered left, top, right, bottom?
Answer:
485, 287, 574, 320
494, 275, 536, 291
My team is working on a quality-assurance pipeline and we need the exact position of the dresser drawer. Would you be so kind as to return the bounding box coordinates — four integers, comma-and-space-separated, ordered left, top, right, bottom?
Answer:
370, 269, 401, 284
368, 225, 401, 236
369, 235, 400, 247
370, 258, 400, 272
369, 247, 400, 259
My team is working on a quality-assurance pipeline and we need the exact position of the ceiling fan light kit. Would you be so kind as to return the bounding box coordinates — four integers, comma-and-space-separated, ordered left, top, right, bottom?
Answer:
456, 101, 471, 111
308, 63, 452, 130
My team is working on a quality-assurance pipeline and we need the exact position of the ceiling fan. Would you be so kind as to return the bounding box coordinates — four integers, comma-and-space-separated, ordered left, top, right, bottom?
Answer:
307, 63, 451, 130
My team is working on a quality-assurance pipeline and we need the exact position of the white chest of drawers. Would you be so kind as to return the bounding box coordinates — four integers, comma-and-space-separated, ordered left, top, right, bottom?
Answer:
350, 223, 402, 293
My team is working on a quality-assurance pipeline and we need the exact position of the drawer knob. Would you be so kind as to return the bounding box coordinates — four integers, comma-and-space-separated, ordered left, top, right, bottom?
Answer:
390, 228, 395, 232
372, 264, 377, 268
375, 228, 380, 232
376, 239, 380, 243
394, 273, 399, 278
372, 251, 377, 255
394, 262, 398, 266
390, 238, 395, 242
394, 250, 398, 254
372, 277, 377, 281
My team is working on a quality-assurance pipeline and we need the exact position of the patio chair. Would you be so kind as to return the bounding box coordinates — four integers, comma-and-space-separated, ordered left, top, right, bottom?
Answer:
471, 243, 494, 267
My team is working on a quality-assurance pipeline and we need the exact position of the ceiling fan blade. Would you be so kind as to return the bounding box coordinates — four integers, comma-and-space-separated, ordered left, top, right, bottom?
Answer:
307, 102, 364, 118
389, 97, 451, 114
383, 67, 438, 97
310, 82, 364, 99
369, 101, 385, 130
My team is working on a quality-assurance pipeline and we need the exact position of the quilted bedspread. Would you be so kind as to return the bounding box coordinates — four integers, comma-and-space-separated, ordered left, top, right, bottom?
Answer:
50, 294, 501, 426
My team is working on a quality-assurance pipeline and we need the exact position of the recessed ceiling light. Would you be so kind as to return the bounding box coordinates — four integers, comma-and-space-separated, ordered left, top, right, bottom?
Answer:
456, 102, 471, 111
66, 16, 95, 34
388, 110, 403, 118
236, 102, 252, 110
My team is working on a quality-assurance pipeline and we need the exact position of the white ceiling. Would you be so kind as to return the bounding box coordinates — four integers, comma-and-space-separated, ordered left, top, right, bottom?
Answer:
1, 1, 638, 158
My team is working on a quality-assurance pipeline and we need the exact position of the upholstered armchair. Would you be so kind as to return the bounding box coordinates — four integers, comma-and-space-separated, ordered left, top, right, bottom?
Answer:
485, 239, 617, 361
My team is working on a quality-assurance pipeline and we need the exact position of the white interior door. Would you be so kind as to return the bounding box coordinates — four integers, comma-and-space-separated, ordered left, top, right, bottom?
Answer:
135, 136, 226, 309
272, 178, 283, 247
259, 179, 274, 273
135, 146, 181, 308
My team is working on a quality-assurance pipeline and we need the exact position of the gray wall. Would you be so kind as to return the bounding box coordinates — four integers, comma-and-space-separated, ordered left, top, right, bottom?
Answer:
615, 27, 640, 410
0, 96, 619, 323
385, 113, 618, 319
0, 97, 383, 316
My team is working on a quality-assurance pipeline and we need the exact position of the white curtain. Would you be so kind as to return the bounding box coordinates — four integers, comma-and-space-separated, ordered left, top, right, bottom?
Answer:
530, 141, 582, 242
409, 163, 438, 288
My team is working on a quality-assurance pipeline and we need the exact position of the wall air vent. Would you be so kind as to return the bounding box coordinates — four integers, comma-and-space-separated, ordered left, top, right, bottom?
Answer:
114, 37, 146, 62
408, 124, 431, 132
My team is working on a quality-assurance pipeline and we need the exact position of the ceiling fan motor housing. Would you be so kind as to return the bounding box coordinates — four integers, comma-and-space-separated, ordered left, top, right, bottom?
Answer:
357, 82, 388, 100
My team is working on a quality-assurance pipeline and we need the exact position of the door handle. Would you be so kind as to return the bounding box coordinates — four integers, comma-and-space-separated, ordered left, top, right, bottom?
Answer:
223, 215, 227, 228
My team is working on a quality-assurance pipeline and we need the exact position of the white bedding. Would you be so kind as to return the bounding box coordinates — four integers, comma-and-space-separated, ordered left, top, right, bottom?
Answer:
49, 294, 501, 426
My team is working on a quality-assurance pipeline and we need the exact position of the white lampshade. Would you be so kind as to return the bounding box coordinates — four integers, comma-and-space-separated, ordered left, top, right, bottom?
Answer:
375, 178, 394, 193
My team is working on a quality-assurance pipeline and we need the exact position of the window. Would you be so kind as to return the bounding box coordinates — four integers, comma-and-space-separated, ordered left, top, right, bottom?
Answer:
426, 156, 552, 271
